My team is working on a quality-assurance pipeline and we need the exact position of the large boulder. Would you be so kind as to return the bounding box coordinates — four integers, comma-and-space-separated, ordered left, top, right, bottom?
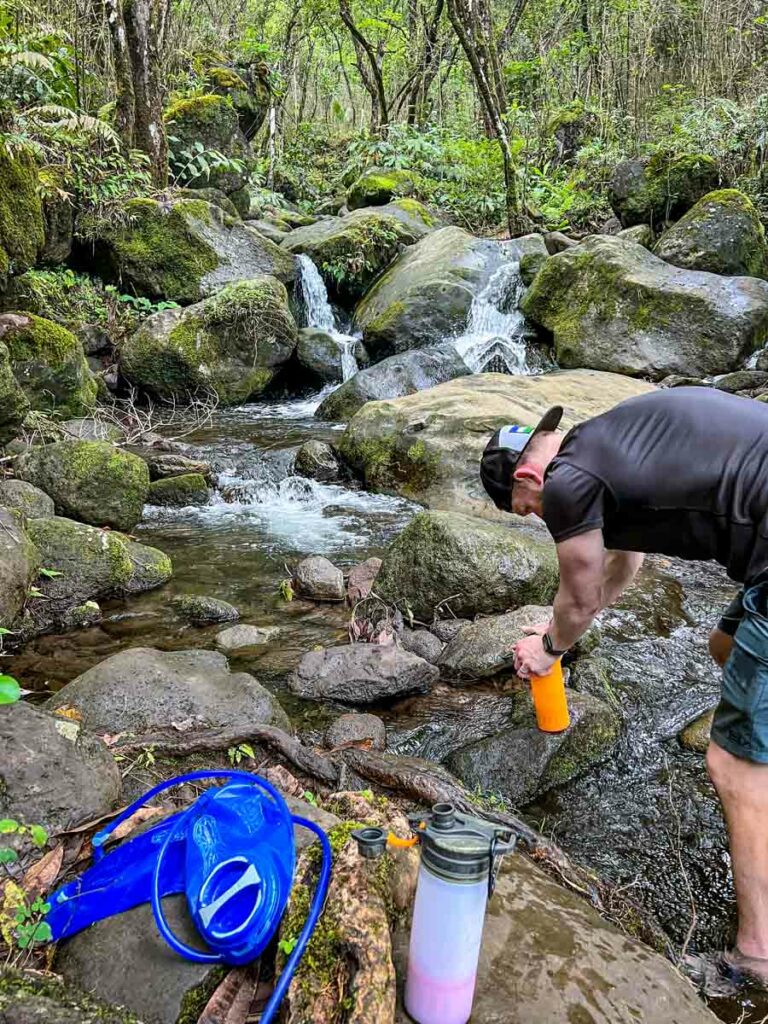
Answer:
438, 605, 552, 681
0, 340, 29, 445
0, 478, 54, 518
609, 152, 720, 228
148, 473, 209, 507
400, 854, 721, 1024
17, 440, 149, 531
338, 370, 654, 513
316, 344, 471, 423
39, 165, 75, 265
375, 511, 558, 620
0, 148, 45, 285
521, 235, 768, 380
347, 168, 419, 210
164, 93, 250, 196
281, 208, 423, 304
48, 647, 290, 734
446, 687, 620, 805
288, 644, 439, 704
88, 198, 295, 305
0, 507, 38, 627
293, 555, 345, 602
19, 516, 170, 635
296, 327, 349, 385
654, 189, 768, 279
205, 61, 271, 140
353, 227, 509, 361
0, 312, 96, 416
0, 701, 121, 833
120, 276, 297, 405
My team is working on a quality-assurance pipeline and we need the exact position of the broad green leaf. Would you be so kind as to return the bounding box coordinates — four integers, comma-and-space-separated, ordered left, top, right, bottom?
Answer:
0, 675, 21, 704
29, 825, 48, 847
0, 818, 20, 834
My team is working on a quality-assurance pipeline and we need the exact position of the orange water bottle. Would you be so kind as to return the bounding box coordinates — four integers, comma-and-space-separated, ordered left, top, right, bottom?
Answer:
530, 659, 570, 732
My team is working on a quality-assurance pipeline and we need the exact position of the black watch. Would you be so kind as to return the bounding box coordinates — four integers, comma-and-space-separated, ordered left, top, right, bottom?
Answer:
542, 632, 568, 657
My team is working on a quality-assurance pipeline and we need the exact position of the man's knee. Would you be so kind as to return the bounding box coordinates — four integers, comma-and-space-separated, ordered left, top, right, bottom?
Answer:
709, 627, 733, 668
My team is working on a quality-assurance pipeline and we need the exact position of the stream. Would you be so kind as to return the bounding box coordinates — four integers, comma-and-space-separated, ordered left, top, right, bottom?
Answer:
7, 250, 756, 1020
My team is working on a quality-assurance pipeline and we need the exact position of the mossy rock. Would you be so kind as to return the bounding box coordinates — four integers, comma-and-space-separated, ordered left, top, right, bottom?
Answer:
148, 472, 209, 507
120, 276, 297, 405
0, 478, 54, 518
521, 234, 768, 379
205, 61, 271, 140
0, 966, 141, 1024
164, 93, 250, 195
0, 339, 29, 445
175, 186, 240, 218
0, 312, 96, 416
0, 147, 45, 283
17, 440, 150, 531
654, 189, 768, 279
0, 506, 39, 628
374, 509, 559, 620
39, 164, 75, 265
88, 198, 294, 305
347, 167, 420, 210
609, 152, 720, 228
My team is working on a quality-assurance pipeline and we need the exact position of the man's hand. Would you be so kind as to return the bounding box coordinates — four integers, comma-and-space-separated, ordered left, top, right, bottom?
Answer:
514, 632, 557, 679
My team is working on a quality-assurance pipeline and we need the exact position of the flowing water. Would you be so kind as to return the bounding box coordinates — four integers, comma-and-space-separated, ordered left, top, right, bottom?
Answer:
296, 254, 360, 381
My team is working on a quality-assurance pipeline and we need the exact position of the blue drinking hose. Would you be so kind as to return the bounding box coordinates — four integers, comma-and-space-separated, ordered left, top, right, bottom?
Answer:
94, 769, 333, 1024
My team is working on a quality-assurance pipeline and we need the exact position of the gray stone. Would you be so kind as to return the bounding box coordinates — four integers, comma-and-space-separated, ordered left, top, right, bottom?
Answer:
172, 594, 239, 624
326, 712, 387, 750
77, 324, 114, 356
510, 232, 550, 285
0, 478, 53, 519
285, 795, 342, 851
0, 969, 139, 1024
215, 623, 279, 652
618, 223, 655, 248
48, 647, 290, 734
375, 511, 558, 621
438, 605, 552, 682
245, 217, 289, 243
609, 153, 719, 228
55, 897, 223, 1024
713, 369, 768, 393
294, 555, 345, 602
0, 702, 121, 832
429, 618, 470, 642
288, 644, 438, 704
316, 344, 470, 423
522, 235, 768, 380
148, 473, 210, 507
0, 340, 29, 446
294, 440, 344, 483
60, 418, 125, 442
129, 449, 213, 482
398, 627, 444, 664
296, 327, 346, 384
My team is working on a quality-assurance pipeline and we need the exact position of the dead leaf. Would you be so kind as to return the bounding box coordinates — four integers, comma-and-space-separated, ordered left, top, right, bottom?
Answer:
328, 737, 373, 754
53, 705, 82, 722
22, 844, 64, 898
110, 806, 165, 844
100, 732, 128, 748
198, 965, 258, 1024
264, 765, 302, 797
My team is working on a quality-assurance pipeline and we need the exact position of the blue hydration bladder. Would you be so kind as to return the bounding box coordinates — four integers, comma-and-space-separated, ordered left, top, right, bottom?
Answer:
46, 770, 332, 1024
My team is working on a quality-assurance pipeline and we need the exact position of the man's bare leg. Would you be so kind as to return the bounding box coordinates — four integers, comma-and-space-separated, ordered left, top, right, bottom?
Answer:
707, 739, 768, 976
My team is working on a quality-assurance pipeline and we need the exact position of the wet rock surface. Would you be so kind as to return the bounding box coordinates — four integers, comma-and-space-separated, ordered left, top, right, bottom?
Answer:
215, 623, 279, 651
288, 643, 439, 704
293, 439, 345, 482
171, 594, 239, 624
398, 627, 444, 664
0, 507, 38, 627
0, 969, 140, 1024
0, 478, 54, 518
438, 604, 552, 681
326, 711, 387, 750
293, 554, 345, 602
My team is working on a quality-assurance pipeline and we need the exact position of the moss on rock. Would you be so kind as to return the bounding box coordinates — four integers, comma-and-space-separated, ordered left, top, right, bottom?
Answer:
0, 967, 141, 1024
609, 152, 720, 228
17, 440, 150, 531
148, 472, 209, 507
347, 167, 420, 210
0, 311, 96, 416
164, 93, 249, 195
0, 339, 29, 445
0, 148, 45, 282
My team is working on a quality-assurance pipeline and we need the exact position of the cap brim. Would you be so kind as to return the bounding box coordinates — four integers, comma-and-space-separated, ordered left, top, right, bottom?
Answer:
531, 405, 564, 440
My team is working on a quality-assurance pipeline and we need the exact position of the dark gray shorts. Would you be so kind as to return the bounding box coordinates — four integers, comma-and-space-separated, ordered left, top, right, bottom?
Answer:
712, 582, 768, 763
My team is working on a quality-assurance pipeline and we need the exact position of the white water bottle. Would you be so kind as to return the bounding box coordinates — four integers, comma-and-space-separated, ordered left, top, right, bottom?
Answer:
403, 804, 515, 1024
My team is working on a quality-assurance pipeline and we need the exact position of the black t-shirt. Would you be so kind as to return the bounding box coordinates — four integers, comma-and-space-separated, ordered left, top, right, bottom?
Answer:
542, 387, 768, 584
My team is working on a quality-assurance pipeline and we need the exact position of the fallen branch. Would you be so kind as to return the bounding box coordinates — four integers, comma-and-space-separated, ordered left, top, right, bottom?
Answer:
114, 725, 339, 785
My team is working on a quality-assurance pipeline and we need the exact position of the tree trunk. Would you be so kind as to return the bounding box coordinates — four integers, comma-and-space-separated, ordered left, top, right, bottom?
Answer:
339, 0, 390, 132
124, 0, 170, 187
102, 0, 135, 150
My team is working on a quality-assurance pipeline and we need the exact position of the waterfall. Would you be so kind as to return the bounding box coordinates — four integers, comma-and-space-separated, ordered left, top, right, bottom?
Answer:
452, 251, 532, 375
296, 253, 360, 382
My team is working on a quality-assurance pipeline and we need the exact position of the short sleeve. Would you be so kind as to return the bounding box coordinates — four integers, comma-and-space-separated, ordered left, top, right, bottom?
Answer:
542, 462, 605, 543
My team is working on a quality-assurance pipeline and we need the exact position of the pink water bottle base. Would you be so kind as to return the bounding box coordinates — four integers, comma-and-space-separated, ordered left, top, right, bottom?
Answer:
404, 960, 477, 1024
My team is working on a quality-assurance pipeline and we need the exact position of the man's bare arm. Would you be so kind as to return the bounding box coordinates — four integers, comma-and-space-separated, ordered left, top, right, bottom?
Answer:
601, 549, 644, 608
548, 529, 606, 650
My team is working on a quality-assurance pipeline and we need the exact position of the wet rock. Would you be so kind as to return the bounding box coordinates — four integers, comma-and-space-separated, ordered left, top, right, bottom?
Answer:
338, 370, 654, 515
294, 555, 345, 602
294, 439, 344, 483
0, 478, 53, 518
0, 968, 140, 1024
129, 448, 213, 482
49, 647, 290, 734
148, 472, 210, 507
288, 644, 438, 704
446, 688, 620, 805
61, 599, 102, 630
315, 343, 470, 423
282, 207, 424, 304
522, 236, 768, 380
679, 709, 714, 753
438, 605, 552, 681
659, 374, 708, 388
347, 168, 419, 209
245, 217, 289, 243
121, 276, 297, 405
430, 618, 470, 643
172, 594, 239, 624
88, 197, 295, 306
394, 854, 720, 1024
326, 712, 387, 750
510, 233, 550, 285
55, 896, 225, 1024
284, 794, 342, 852
347, 557, 382, 604
76, 324, 113, 356
215, 623, 279, 652
296, 327, 346, 384
0, 508, 38, 628
654, 189, 768, 279
120, 537, 174, 595
375, 511, 558, 620
0, 702, 121, 832
398, 627, 444, 664
0, 340, 29, 446
618, 222, 655, 247
609, 152, 719, 227
60, 417, 124, 442
713, 369, 768, 393
354, 226, 509, 361
16, 440, 149, 531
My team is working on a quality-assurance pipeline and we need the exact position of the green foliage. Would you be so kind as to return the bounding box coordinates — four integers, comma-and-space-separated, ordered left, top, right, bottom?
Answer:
227, 743, 255, 766
168, 136, 246, 188
14, 898, 52, 948
278, 579, 294, 602
0, 674, 20, 703
320, 220, 400, 287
